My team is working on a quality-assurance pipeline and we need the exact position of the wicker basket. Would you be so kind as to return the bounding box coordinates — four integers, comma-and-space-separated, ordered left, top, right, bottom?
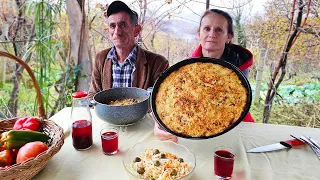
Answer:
0, 51, 64, 180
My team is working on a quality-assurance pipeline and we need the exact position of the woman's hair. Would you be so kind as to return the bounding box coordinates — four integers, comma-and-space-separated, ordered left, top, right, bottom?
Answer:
199, 9, 234, 37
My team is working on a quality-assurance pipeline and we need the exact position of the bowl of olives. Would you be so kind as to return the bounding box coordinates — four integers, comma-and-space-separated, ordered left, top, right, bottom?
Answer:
122, 140, 196, 180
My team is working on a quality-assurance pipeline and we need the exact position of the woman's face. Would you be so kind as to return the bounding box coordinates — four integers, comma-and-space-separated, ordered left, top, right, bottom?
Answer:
197, 12, 233, 53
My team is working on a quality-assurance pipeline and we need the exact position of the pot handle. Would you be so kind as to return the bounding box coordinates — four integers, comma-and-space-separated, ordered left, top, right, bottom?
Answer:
146, 87, 153, 113
147, 87, 153, 95
89, 100, 97, 108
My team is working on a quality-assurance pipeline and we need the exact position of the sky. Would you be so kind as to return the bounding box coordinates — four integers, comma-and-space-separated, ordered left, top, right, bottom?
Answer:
160, 0, 268, 23
92, 0, 269, 24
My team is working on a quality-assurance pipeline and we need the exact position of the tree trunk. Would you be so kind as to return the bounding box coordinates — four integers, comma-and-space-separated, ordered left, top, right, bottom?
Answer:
0, 22, 9, 88
150, 32, 156, 50
7, 0, 25, 116
137, 0, 147, 47
253, 48, 267, 103
263, 0, 306, 123
0, 61, 5, 88
66, 0, 92, 92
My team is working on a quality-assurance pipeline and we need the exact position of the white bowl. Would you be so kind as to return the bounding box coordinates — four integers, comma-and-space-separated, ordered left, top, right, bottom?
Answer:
123, 140, 196, 180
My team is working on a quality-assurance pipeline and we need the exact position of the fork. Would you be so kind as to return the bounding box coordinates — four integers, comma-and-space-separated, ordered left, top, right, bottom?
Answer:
300, 135, 320, 159
291, 135, 320, 159
302, 135, 320, 150
307, 136, 320, 150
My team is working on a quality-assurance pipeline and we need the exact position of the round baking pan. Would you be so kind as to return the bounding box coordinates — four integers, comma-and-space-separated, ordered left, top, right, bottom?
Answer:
151, 57, 252, 139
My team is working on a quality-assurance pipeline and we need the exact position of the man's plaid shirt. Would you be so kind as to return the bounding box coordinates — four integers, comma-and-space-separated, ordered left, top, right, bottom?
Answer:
106, 44, 137, 88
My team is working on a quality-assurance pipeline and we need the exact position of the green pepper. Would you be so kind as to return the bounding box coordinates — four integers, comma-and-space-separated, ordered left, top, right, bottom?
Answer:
0, 130, 50, 150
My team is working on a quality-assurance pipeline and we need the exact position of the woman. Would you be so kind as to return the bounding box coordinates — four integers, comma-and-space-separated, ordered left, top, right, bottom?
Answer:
154, 9, 254, 142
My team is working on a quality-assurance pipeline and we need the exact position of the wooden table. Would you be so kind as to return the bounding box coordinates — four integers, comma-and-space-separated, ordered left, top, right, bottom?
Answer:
33, 107, 320, 180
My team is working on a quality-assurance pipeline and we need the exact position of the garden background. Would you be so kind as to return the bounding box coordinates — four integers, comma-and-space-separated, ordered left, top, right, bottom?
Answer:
0, 0, 319, 128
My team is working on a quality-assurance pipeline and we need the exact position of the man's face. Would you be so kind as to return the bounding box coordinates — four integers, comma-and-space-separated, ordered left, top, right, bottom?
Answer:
107, 12, 139, 49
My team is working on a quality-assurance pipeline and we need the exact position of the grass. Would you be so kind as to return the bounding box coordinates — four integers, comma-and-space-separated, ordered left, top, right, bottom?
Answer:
251, 102, 320, 128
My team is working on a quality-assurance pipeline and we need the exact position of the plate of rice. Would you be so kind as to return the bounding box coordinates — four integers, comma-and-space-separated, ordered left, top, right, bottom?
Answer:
123, 140, 196, 180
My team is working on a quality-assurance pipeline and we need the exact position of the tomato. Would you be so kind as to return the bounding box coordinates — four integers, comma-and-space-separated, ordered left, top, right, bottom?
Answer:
0, 145, 6, 151
16, 141, 48, 164
0, 150, 14, 166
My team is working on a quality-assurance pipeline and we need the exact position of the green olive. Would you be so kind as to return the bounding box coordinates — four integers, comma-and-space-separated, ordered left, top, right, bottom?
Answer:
154, 160, 160, 166
178, 158, 184, 163
137, 167, 145, 174
153, 149, 160, 155
133, 157, 141, 163
160, 153, 166, 158
171, 169, 177, 176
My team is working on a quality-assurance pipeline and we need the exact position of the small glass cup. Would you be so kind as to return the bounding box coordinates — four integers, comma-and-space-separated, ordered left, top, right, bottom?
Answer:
213, 146, 235, 180
100, 127, 119, 155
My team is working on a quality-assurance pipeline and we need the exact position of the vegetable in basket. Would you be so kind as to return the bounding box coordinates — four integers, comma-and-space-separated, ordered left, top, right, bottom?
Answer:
16, 141, 48, 164
0, 130, 50, 150
0, 150, 14, 166
0, 145, 5, 151
13, 117, 40, 131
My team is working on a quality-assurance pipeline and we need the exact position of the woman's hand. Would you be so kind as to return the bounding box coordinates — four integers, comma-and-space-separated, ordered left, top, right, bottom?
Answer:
154, 124, 178, 143
150, 112, 178, 142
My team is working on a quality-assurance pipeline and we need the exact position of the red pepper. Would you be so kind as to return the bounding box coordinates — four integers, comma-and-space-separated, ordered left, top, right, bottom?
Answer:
12, 117, 40, 131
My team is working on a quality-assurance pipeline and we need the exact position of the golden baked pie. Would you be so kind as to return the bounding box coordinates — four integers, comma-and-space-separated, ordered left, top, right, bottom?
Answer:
155, 62, 247, 137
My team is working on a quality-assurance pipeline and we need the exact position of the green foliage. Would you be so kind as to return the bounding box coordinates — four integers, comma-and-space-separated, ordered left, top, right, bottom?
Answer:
0, 0, 74, 118
251, 81, 320, 105
0, 79, 36, 117
64, 62, 85, 107
23, 0, 70, 115
235, 15, 246, 48
246, 0, 320, 75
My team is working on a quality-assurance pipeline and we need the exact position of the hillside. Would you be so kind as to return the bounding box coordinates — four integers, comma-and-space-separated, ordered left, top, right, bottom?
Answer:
159, 19, 198, 42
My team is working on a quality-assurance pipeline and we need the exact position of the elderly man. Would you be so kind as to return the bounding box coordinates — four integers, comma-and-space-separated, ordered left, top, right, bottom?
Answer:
88, 1, 169, 99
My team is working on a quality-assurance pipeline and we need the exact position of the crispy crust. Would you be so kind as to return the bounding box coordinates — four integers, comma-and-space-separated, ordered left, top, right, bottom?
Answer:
155, 62, 247, 137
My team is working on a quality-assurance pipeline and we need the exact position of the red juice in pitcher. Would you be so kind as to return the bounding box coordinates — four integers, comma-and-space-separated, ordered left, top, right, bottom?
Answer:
72, 120, 93, 150
214, 149, 235, 179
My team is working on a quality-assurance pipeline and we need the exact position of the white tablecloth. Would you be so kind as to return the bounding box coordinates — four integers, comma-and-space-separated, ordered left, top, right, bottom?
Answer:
33, 107, 320, 180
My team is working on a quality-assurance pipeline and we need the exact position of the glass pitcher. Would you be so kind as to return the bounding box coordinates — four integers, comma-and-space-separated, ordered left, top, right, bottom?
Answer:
70, 91, 93, 150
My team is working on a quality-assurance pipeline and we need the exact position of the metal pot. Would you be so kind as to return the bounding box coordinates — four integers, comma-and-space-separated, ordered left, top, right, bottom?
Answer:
151, 57, 252, 139
92, 87, 150, 125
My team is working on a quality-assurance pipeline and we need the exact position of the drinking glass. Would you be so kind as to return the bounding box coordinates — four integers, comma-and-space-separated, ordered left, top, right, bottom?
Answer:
100, 127, 119, 155
214, 146, 235, 180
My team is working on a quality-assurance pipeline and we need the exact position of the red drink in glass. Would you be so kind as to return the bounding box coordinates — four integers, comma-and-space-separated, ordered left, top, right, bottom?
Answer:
72, 120, 93, 150
101, 127, 118, 155
214, 147, 235, 180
